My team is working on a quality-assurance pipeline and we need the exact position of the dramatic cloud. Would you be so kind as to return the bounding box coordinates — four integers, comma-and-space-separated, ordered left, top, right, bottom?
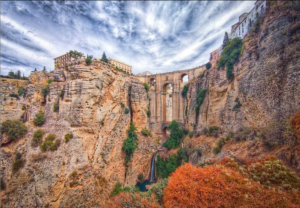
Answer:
0, 1, 255, 76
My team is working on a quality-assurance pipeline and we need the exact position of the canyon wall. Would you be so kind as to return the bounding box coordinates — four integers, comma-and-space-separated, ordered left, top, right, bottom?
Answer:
185, 3, 300, 135
1, 61, 157, 207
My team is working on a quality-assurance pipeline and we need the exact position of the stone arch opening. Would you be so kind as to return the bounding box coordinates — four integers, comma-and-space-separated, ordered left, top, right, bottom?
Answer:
162, 83, 173, 123
181, 74, 189, 83
150, 77, 156, 86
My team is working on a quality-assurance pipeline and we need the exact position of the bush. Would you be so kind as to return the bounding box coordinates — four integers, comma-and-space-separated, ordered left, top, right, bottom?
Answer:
40, 134, 60, 152
147, 110, 151, 117
69, 181, 79, 187
41, 85, 50, 97
141, 129, 152, 137
31, 153, 47, 163
195, 89, 206, 116
85, 56, 92, 65
12, 159, 25, 174
213, 138, 226, 154
233, 98, 242, 111
246, 156, 300, 191
124, 108, 130, 114
106, 192, 160, 207
47, 79, 53, 84
188, 131, 193, 138
156, 154, 181, 178
60, 89, 65, 99
218, 38, 244, 80
53, 102, 59, 112
137, 174, 144, 182
15, 152, 22, 160
233, 127, 253, 142
163, 163, 299, 208
9, 93, 19, 99
110, 182, 123, 197
1, 120, 27, 141
206, 62, 212, 70
163, 121, 184, 150
22, 105, 26, 110
33, 110, 46, 126
31, 129, 45, 147
146, 178, 169, 204
122, 122, 138, 164
259, 120, 296, 148
181, 84, 189, 98
18, 86, 25, 96
143, 83, 149, 92
64, 133, 73, 143
206, 126, 219, 137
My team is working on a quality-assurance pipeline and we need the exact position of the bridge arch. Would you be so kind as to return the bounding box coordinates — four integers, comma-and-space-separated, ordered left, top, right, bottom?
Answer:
138, 64, 206, 134
180, 73, 189, 83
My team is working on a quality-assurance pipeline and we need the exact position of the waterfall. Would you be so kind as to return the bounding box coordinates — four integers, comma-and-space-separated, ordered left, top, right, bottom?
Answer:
149, 152, 157, 183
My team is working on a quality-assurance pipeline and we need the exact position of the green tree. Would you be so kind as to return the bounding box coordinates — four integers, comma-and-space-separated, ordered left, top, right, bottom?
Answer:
206, 62, 212, 70
43, 66, 46, 72
18, 86, 25, 96
100, 52, 108, 63
222, 32, 230, 48
34, 68, 37, 72
85, 55, 92, 66
1, 120, 27, 142
122, 122, 138, 164
163, 121, 184, 149
8, 71, 14, 78
33, 110, 46, 126
110, 182, 123, 197
31, 129, 45, 147
53, 102, 59, 112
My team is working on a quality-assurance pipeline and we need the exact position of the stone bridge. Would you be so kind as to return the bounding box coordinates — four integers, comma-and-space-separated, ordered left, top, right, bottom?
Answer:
137, 65, 206, 135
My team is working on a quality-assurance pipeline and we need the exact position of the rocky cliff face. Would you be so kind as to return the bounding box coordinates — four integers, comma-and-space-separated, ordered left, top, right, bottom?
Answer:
1, 61, 157, 207
183, 2, 300, 173
185, 3, 300, 134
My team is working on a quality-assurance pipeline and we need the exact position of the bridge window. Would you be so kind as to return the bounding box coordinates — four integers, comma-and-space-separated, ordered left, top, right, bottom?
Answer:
150, 78, 156, 86
181, 74, 189, 83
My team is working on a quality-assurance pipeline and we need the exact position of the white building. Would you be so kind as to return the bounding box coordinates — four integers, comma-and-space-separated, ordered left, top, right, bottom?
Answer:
230, 1, 267, 39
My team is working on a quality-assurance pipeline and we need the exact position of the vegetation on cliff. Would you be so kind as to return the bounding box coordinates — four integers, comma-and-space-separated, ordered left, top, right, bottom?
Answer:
143, 83, 149, 92
195, 89, 207, 116
33, 110, 46, 126
31, 129, 45, 147
156, 148, 189, 178
290, 111, 300, 140
122, 122, 138, 164
1, 120, 27, 142
100, 52, 109, 63
181, 84, 189, 98
40, 134, 60, 152
218, 37, 244, 80
163, 121, 184, 149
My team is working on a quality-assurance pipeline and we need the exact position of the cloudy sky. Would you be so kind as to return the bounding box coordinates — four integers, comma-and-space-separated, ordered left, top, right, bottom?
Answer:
1, 1, 255, 76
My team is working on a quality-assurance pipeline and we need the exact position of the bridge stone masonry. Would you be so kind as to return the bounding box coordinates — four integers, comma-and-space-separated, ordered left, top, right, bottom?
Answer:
137, 65, 206, 135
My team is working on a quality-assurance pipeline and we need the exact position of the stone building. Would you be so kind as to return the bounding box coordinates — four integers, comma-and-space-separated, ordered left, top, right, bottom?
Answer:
109, 58, 132, 74
54, 53, 71, 69
54, 52, 84, 69
230, 0, 266, 39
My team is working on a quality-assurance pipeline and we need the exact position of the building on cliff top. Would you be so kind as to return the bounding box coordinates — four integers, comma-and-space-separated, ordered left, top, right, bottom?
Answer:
54, 52, 84, 69
109, 58, 132, 74
230, 0, 266, 39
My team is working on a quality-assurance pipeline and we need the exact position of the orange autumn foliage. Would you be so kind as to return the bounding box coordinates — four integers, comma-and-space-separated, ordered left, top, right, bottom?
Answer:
105, 192, 160, 208
290, 111, 300, 139
163, 163, 299, 208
